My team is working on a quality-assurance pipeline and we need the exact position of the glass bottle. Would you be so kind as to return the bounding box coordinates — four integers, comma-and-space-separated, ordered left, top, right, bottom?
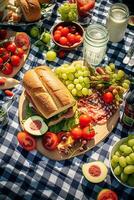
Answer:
83, 23, 109, 66
106, 3, 129, 43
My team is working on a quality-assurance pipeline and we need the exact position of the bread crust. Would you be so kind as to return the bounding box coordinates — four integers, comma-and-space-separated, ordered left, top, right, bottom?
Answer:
23, 66, 76, 119
19, 0, 41, 22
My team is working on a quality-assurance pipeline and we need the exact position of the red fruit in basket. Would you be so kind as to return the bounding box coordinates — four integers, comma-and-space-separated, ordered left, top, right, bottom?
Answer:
57, 25, 63, 31
102, 92, 114, 104
54, 34, 61, 42
4, 90, 14, 97
59, 37, 68, 46
97, 189, 118, 200
71, 127, 82, 140
79, 114, 93, 128
54, 30, 61, 36
15, 48, 24, 58
7, 43, 17, 53
17, 131, 36, 151
67, 33, 75, 45
0, 57, 3, 66
2, 63, 13, 75
42, 132, 59, 150
61, 27, 69, 37
2, 52, 10, 62
15, 32, 30, 50
69, 26, 77, 34
0, 29, 7, 40
11, 55, 21, 67
75, 34, 82, 43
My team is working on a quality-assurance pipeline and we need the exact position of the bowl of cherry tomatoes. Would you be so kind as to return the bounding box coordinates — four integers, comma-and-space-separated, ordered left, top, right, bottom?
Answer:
51, 21, 84, 50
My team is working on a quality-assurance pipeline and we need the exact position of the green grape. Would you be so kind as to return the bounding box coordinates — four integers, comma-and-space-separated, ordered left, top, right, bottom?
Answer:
83, 70, 90, 76
75, 72, 79, 78
128, 139, 134, 147
76, 84, 82, 90
117, 70, 125, 78
77, 90, 82, 97
129, 153, 134, 161
111, 159, 118, 168
68, 12, 77, 21
124, 165, 134, 174
65, 80, 72, 85
112, 155, 119, 163
71, 88, 77, 96
75, 64, 82, 70
126, 156, 134, 165
133, 146, 134, 151
119, 156, 127, 168
109, 63, 115, 71
70, 66, 76, 73
68, 74, 74, 81
112, 74, 117, 79
67, 84, 74, 90
115, 150, 121, 157
74, 79, 79, 84
120, 172, 128, 182
81, 66, 88, 71
119, 144, 128, 152
122, 82, 129, 90
77, 70, 83, 77
62, 73, 68, 80
81, 82, 86, 88
127, 174, 134, 187
124, 147, 132, 155
62, 64, 69, 68
114, 165, 123, 176
46, 51, 57, 61
78, 76, 84, 83
55, 67, 62, 75
88, 89, 93, 95
62, 67, 69, 74
82, 88, 89, 96
83, 77, 90, 84
124, 79, 130, 85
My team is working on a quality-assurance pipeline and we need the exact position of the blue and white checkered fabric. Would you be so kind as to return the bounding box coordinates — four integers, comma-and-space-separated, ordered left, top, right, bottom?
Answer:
0, 0, 134, 200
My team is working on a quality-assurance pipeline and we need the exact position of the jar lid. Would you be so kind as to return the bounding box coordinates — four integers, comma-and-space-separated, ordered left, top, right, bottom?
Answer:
85, 23, 109, 45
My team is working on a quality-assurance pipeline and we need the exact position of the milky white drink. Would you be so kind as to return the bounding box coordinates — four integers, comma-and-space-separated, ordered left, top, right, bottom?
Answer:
106, 3, 129, 43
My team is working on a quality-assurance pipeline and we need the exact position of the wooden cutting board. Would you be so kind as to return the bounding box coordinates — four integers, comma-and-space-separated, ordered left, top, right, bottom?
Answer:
0, 30, 30, 78
18, 91, 120, 161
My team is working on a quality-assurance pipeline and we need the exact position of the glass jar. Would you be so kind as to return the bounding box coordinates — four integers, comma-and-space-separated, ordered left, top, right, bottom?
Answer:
83, 24, 109, 66
106, 3, 129, 43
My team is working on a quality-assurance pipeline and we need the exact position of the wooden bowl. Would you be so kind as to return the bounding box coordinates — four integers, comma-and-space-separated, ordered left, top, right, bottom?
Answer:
51, 21, 84, 50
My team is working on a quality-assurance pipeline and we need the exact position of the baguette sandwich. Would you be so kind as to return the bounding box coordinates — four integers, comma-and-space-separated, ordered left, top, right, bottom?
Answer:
23, 66, 76, 126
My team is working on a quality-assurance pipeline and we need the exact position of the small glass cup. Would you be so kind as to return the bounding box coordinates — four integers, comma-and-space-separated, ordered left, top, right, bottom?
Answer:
0, 106, 8, 127
76, 0, 95, 26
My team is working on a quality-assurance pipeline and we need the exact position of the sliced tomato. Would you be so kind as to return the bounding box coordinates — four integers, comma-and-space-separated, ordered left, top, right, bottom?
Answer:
71, 127, 82, 140
42, 132, 59, 150
82, 126, 95, 140
97, 189, 118, 200
79, 114, 93, 128
17, 131, 36, 151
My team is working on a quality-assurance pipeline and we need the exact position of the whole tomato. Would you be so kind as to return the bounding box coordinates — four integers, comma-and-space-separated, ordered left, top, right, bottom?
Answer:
82, 126, 95, 140
71, 127, 82, 140
11, 55, 21, 67
102, 92, 114, 104
7, 43, 17, 53
42, 132, 59, 150
15, 48, 24, 58
60, 27, 69, 37
2, 63, 13, 75
2, 52, 10, 62
79, 114, 93, 128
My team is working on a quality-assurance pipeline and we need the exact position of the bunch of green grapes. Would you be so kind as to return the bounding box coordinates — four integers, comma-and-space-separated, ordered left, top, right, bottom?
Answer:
111, 137, 134, 187
58, 3, 78, 22
55, 63, 92, 97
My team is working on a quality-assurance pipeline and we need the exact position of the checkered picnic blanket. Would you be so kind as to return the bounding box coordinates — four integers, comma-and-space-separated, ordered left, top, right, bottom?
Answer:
0, 0, 134, 200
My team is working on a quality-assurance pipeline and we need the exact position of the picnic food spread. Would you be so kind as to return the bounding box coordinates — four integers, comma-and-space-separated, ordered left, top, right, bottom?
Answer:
0, 0, 134, 199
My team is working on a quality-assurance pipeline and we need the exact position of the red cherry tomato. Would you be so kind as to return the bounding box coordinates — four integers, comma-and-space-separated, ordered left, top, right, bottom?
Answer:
82, 126, 95, 140
17, 131, 36, 151
7, 43, 17, 53
67, 33, 75, 45
54, 30, 61, 36
102, 92, 114, 104
2, 63, 13, 75
71, 127, 82, 140
0, 57, 3, 66
54, 34, 61, 42
61, 27, 70, 36
15, 48, 24, 58
42, 132, 59, 150
79, 114, 93, 128
75, 35, 82, 43
3, 41, 12, 48
2, 52, 10, 62
0, 47, 7, 56
57, 26, 63, 31
11, 55, 21, 67
0, 29, 7, 40
59, 37, 68, 46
